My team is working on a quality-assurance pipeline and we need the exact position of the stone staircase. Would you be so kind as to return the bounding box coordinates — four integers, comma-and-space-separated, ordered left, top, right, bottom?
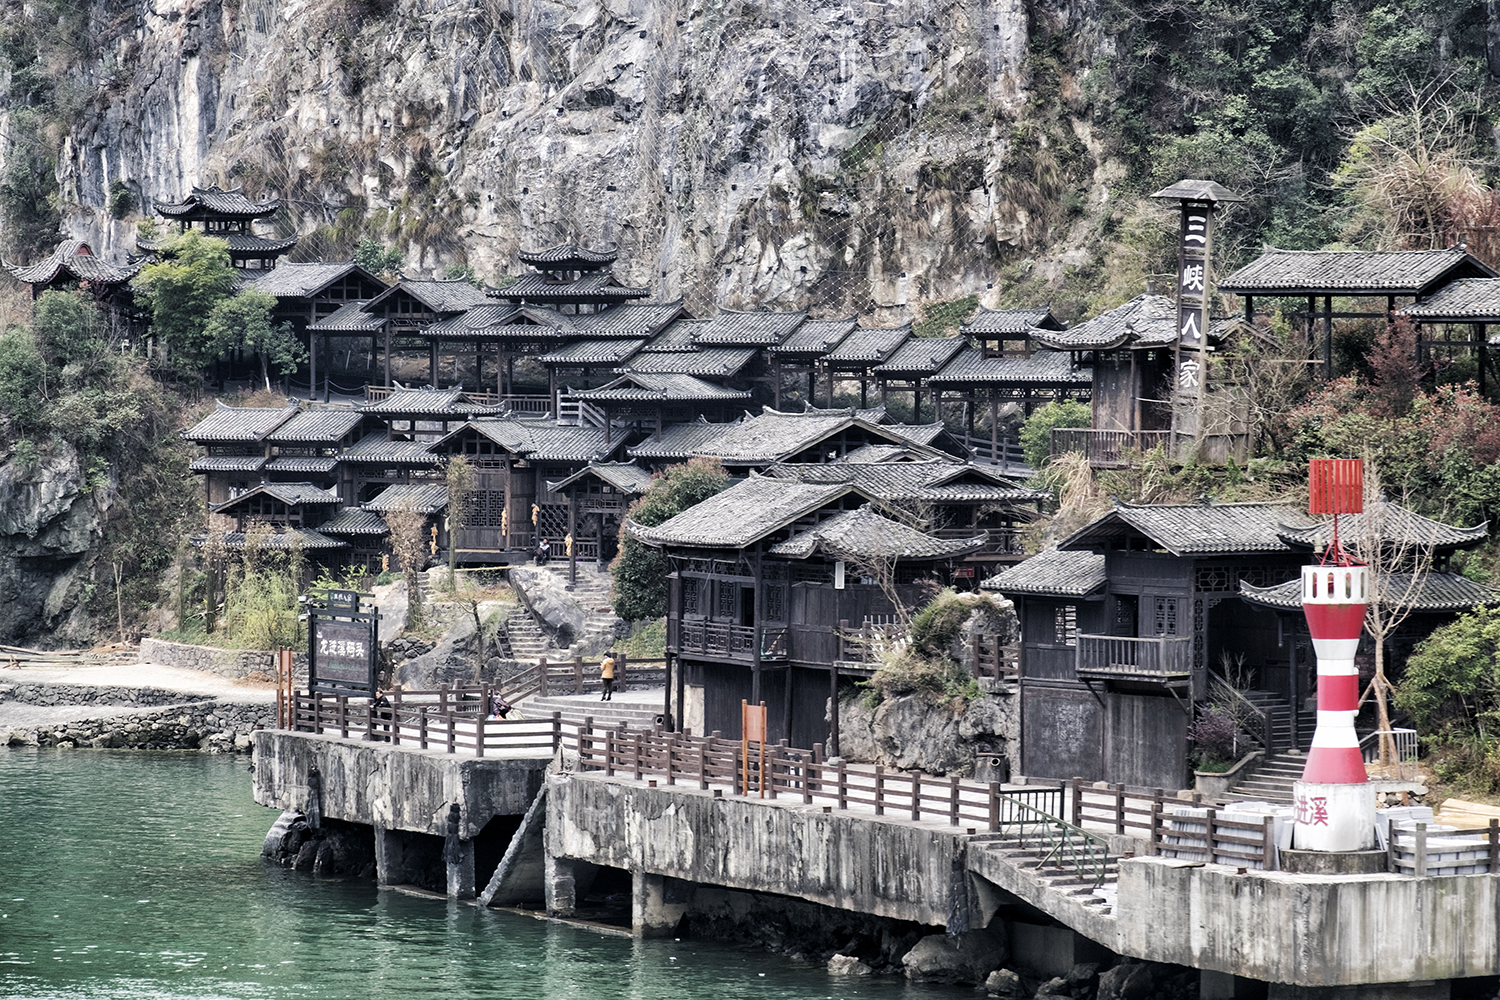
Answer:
1228, 750, 1305, 804
502, 609, 554, 661
522, 693, 661, 729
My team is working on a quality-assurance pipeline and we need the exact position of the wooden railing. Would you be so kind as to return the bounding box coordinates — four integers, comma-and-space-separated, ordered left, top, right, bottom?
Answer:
677, 621, 789, 661
1389, 820, 1500, 876
362, 384, 551, 414
1068, 778, 1277, 870
1076, 634, 1192, 683
288, 686, 563, 757
975, 634, 1019, 680
1050, 429, 1172, 468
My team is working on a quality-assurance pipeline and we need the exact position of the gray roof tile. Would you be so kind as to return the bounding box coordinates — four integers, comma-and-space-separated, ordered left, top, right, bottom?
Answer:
642, 319, 707, 352
4, 240, 142, 285
214, 528, 346, 551
928, 348, 1091, 387
546, 462, 656, 495
368, 279, 490, 314
1218, 247, 1498, 295
156, 186, 279, 218
450, 419, 620, 462
626, 420, 736, 460
628, 475, 850, 547
182, 401, 299, 443
493, 271, 647, 302
982, 547, 1107, 597
960, 307, 1061, 336
771, 318, 858, 355
1061, 502, 1316, 556
692, 309, 807, 346
363, 483, 450, 514
1403, 278, 1500, 321
874, 336, 966, 376
768, 461, 1045, 503
768, 505, 986, 560
517, 244, 619, 267
243, 262, 385, 299
1276, 502, 1487, 551
1029, 295, 1177, 351
826, 324, 911, 364
213, 482, 342, 512
1241, 573, 1500, 612
571, 300, 687, 337
537, 338, 647, 365
320, 509, 390, 536
308, 301, 385, 332
266, 409, 365, 443
190, 456, 269, 473
570, 373, 752, 402
340, 433, 443, 465
265, 456, 340, 474
359, 388, 505, 417
623, 347, 757, 377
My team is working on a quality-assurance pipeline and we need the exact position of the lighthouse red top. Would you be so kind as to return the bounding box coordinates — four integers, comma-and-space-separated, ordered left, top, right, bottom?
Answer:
1309, 458, 1363, 566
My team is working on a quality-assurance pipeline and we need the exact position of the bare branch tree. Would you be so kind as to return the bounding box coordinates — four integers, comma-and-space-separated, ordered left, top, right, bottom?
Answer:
384, 500, 429, 632
444, 455, 476, 592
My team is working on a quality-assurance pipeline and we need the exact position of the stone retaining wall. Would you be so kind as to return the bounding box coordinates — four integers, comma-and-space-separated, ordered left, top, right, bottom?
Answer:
139, 638, 308, 682
4, 698, 275, 751
0, 683, 210, 708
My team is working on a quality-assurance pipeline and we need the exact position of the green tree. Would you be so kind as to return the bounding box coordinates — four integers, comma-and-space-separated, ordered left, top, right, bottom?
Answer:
1019, 399, 1091, 470
203, 289, 306, 388
1397, 605, 1500, 733
355, 238, 404, 277
0, 328, 49, 432
132, 231, 238, 366
0, 107, 61, 257
611, 458, 730, 621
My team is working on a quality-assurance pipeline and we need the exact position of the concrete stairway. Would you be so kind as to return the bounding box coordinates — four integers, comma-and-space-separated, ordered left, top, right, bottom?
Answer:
1228, 750, 1305, 804
522, 692, 661, 729
971, 834, 1120, 916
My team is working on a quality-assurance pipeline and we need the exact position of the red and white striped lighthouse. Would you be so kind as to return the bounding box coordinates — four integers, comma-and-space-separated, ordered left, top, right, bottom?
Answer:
1293, 458, 1376, 851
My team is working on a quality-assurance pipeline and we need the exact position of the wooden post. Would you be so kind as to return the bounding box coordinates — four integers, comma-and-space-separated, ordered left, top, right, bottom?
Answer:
1204, 808, 1217, 865
574, 655, 584, 695
419, 706, 429, 749
390, 690, 402, 746
632, 731, 642, 781
837, 760, 847, 810
949, 774, 960, 827
605, 729, 615, 777
767, 743, 778, 799
875, 765, 885, 816
1489, 819, 1498, 874
1262, 816, 1275, 870
1149, 791, 1163, 856
538, 655, 549, 697
911, 772, 922, 821
1114, 783, 1126, 835
552, 712, 562, 753
583, 716, 594, 766
1415, 821, 1428, 876
989, 781, 1000, 833
476, 714, 486, 757
699, 738, 709, 790
447, 713, 456, 754
619, 652, 628, 690
339, 695, 348, 739
1070, 777, 1083, 827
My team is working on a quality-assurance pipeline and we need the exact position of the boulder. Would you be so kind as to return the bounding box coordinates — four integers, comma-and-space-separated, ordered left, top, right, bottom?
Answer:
1096, 962, 1158, 1000
985, 968, 1025, 997
902, 929, 1008, 984
372, 579, 408, 642
826, 954, 872, 976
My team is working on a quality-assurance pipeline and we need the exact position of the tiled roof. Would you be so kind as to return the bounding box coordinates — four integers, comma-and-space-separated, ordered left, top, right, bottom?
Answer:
308, 301, 385, 332
546, 462, 656, 495
359, 388, 504, 418
214, 528, 347, 551
190, 456, 268, 473
213, 482, 342, 512
493, 271, 648, 302
340, 433, 443, 465
265, 456, 340, 474
692, 309, 807, 346
981, 547, 1107, 597
1241, 573, 1500, 613
448, 419, 619, 462
927, 348, 1091, 387
537, 338, 647, 365
569, 373, 752, 403
155, 186, 279, 218
626, 419, 735, 460
960, 307, 1060, 336
182, 401, 299, 443
139, 232, 297, 255
628, 475, 850, 548
571, 300, 687, 337
879, 422, 954, 447
1276, 502, 1487, 551
266, 409, 364, 443
874, 336, 967, 376
768, 461, 1045, 503
622, 347, 757, 377
1029, 295, 1177, 351
1403, 279, 1500, 321
242, 262, 385, 299
4, 240, 142, 285
1149, 179, 1244, 203
1061, 502, 1315, 556
1218, 247, 1498, 295
363, 483, 450, 514
319, 509, 390, 536
697, 408, 954, 465
367, 279, 490, 314
642, 320, 706, 352
834, 443, 913, 464
771, 318, 857, 355
424, 304, 578, 339
517, 244, 619, 267
826, 324, 911, 364
768, 506, 987, 560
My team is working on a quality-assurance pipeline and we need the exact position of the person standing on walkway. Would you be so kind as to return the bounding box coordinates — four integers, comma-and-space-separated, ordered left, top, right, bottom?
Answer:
600, 652, 616, 702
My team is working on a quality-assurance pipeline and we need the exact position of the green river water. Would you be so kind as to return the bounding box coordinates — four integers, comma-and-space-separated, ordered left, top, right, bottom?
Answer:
0, 748, 949, 1000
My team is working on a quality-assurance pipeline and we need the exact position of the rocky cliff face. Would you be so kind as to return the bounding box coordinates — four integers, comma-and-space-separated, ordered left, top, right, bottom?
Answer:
53, 0, 1117, 318
0, 442, 111, 645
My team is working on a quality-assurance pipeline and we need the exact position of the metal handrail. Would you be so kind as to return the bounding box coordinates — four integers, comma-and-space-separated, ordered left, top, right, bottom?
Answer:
991, 795, 1113, 889
1208, 671, 1274, 753
1360, 728, 1419, 780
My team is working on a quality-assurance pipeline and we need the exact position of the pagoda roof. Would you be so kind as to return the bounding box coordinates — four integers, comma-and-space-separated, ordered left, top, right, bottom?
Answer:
265, 456, 340, 474
213, 528, 347, 551
517, 243, 619, 269
826, 324, 911, 365
211, 482, 341, 513
1275, 502, 1487, 552
1150, 179, 1245, 204
873, 336, 966, 377
340, 433, 443, 465
625, 418, 736, 460
1402, 278, 1500, 322
623, 347, 757, 378
1218, 246, 1499, 297
424, 304, 578, 340
641, 320, 705, 352
770, 318, 858, 356
627, 474, 852, 549
960, 307, 1064, 337
492, 270, 649, 304
1060, 502, 1315, 557
546, 462, 656, 496
242, 261, 386, 299
1240, 573, 1500, 613
308, 301, 386, 333
569, 372, 752, 403
436, 419, 621, 463
136, 231, 299, 257
571, 299, 688, 337
155, 185, 280, 220
692, 309, 807, 347
4, 240, 142, 286
190, 455, 269, 473
536, 338, 648, 366
181, 401, 300, 443
265, 409, 366, 444
767, 461, 1045, 503
1029, 294, 1179, 351
363, 482, 450, 514
319, 509, 391, 536
927, 347, 1091, 387
699, 407, 948, 465
982, 547, 1107, 598
768, 505, 987, 561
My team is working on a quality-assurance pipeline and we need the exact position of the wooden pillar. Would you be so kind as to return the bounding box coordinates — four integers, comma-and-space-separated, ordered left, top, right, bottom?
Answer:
567, 490, 578, 586
429, 339, 439, 388
913, 378, 922, 422
782, 661, 793, 747
773, 359, 782, 408
751, 549, 763, 710
507, 355, 515, 398
310, 327, 318, 399
475, 339, 483, 392
548, 367, 556, 414
807, 368, 815, 405
1130, 349, 1140, 433
1323, 296, 1333, 380
860, 372, 868, 408
989, 392, 998, 464
933, 389, 942, 428
1244, 294, 1254, 324
1478, 324, 1488, 398
828, 663, 839, 758
825, 363, 834, 408
965, 393, 975, 435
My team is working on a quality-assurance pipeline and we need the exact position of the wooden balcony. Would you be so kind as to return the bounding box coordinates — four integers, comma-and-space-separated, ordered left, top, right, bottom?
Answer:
677, 620, 789, 662
1075, 634, 1192, 686
1051, 429, 1172, 468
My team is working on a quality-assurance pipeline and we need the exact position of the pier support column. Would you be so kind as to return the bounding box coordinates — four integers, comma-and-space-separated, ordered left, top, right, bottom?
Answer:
446, 839, 475, 900
544, 853, 578, 917
631, 872, 689, 938
374, 826, 406, 886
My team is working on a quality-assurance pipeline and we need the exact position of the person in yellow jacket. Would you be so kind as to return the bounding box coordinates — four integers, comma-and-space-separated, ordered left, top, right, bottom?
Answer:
600, 652, 616, 702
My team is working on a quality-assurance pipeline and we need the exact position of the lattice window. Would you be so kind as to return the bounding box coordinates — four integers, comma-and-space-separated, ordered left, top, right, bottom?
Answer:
1195, 563, 1299, 593
1113, 598, 1135, 635
536, 504, 569, 539
682, 578, 700, 617
687, 558, 713, 574
763, 583, 785, 622
1193, 598, 1206, 668
792, 566, 833, 586
1054, 605, 1078, 646
471, 489, 506, 527
1152, 597, 1179, 636
716, 580, 738, 619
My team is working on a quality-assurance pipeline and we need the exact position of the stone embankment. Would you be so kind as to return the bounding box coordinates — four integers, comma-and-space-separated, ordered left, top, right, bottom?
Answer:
138, 638, 307, 682
1, 696, 273, 751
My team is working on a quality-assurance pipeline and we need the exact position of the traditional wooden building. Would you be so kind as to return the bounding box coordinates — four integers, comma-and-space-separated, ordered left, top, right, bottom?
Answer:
360, 279, 492, 387
820, 324, 912, 409
872, 336, 966, 422
183, 401, 301, 510
629, 474, 986, 747
693, 405, 968, 472
3, 239, 143, 303
767, 318, 857, 408
545, 462, 655, 566
492, 243, 649, 314
959, 307, 1065, 357
211, 482, 343, 533
140, 186, 297, 269
565, 372, 753, 442
1399, 278, 1500, 395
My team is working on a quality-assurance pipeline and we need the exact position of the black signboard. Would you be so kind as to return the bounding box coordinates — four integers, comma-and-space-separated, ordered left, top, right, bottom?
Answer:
305, 587, 379, 696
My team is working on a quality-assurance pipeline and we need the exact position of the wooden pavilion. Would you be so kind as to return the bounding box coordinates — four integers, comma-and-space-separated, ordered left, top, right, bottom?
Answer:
1399, 278, 1500, 395
140, 186, 297, 269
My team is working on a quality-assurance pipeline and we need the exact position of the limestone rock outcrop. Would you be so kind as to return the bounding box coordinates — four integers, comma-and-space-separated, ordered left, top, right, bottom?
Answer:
901, 928, 1008, 984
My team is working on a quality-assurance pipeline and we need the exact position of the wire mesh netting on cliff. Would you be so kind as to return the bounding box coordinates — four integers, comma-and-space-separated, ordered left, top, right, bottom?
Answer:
197, 0, 1038, 324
